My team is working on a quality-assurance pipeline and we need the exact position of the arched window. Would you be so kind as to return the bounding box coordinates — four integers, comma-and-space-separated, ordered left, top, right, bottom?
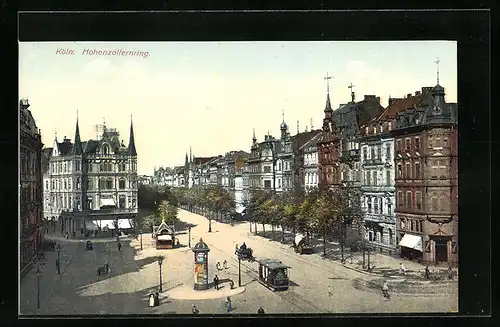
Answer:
45, 181, 49, 190
102, 144, 110, 155
64, 180, 67, 189
99, 178, 106, 189
119, 178, 126, 189
388, 229, 393, 245
106, 178, 113, 189
76, 177, 80, 189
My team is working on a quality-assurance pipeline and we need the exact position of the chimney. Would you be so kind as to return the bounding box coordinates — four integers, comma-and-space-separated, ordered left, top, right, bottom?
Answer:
415, 91, 421, 96
376, 97, 380, 104
364, 95, 376, 101
407, 93, 412, 98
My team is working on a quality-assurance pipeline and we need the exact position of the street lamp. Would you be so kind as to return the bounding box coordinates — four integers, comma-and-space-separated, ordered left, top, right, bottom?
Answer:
140, 232, 143, 250
208, 216, 212, 233
188, 227, 191, 248
238, 256, 242, 287
157, 255, 164, 292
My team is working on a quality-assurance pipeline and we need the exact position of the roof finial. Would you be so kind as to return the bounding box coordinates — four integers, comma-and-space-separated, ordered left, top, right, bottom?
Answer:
55, 129, 57, 140
77, 108, 79, 120
297, 120, 299, 134
253, 128, 256, 139
324, 72, 333, 93
282, 108, 285, 122
348, 82, 356, 102
434, 57, 440, 84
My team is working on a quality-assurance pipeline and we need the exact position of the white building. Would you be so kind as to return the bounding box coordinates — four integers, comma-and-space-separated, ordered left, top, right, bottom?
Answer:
300, 132, 322, 191
43, 117, 138, 237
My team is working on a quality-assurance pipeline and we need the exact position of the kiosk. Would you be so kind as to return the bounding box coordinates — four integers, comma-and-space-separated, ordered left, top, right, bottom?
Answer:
192, 238, 210, 290
153, 221, 176, 249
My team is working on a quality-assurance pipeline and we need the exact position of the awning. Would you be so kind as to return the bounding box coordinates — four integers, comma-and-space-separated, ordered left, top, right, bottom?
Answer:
399, 234, 423, 252
295, 233, 305, 246
235, 206, 246, 214
157, 235, 172, 241
85, 221, 99, 231
100, 198, 116, 207
95, 219, 132, 230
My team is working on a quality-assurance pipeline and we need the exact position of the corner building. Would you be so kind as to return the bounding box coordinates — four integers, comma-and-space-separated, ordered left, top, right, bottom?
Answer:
44, 117, 138, 237
393, 84, 458, 266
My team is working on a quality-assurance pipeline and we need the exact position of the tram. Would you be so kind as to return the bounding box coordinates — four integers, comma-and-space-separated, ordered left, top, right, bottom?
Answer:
257, 258, 291, 291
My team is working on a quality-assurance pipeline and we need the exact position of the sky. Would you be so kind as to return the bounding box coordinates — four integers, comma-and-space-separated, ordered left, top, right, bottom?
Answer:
19, 41, 457, 175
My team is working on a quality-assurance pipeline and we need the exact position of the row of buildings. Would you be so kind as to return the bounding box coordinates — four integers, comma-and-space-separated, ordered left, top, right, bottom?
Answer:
153, 71, 458, 267
20, 99, 44, 276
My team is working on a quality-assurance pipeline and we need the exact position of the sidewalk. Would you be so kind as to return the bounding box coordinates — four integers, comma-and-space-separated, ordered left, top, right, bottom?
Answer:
45, 234, 133, 244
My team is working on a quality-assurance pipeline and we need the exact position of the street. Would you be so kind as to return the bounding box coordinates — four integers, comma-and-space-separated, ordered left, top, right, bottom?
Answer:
20, 209, 458, 315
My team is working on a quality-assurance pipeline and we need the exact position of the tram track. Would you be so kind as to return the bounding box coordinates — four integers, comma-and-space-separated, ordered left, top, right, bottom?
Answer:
204, 235, 329, 313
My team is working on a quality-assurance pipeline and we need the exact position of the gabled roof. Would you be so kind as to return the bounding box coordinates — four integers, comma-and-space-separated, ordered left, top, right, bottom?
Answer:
57, 141, 73, 156
299, 132, 322, 151
154, 221, 175, 235
193, 156, 216, 166
292, 130, 322, 151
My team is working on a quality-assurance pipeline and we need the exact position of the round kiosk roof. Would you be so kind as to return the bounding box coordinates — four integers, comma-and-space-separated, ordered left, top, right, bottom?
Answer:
192, 238, 210, 252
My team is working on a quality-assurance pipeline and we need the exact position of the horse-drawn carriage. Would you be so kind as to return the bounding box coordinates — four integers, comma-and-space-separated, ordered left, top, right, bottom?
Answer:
294, 234, 314, 255
236, 244, 254, 262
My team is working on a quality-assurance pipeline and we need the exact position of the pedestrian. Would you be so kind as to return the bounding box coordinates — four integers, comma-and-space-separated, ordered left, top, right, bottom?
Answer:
399, 262, 406, 275
225, 296, 232, 312
214, 275, 219, 290
154, 292, 160, 306
56, 258, 60, 275
382, 280, 390, 299
257, 306, 265, 315
327, 285, 332, 297
117, 241, 122, 252
149, 293, 155, 307
447, 266, 453, 280
235, 244, 239, 255
424, 265, 430, 280
223, 260, 228, 269
65, 232, 69, 239
192, 304, 199, 314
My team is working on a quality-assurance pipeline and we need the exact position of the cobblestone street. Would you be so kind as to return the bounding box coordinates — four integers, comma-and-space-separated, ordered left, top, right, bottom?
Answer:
20, 209, 458, 315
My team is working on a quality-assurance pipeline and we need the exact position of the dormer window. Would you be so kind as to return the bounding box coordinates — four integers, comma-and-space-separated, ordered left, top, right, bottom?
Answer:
373, 126, 376, 134
102, 144, 110, 155
379, 125, 383, 133
365, 127, 368, 135
388, 122, 392, 130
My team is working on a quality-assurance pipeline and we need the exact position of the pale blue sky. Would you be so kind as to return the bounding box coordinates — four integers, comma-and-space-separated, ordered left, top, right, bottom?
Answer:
19, 41, 457, 175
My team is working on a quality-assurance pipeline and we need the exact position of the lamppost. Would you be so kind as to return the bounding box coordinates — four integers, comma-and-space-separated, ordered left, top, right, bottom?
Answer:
36, 266, 41, 309
140, 231, 143, 250
238, 256, 242, 287
188, 227, 191, 248
157, 255, 164, 292
208, 215, 212, 233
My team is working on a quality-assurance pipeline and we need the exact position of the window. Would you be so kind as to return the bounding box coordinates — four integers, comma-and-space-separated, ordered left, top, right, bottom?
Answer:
373, 171, 377, 186
388, 229, 393, 245
398, 192, 403, 207
428, 135, 433, 148
431, 197, 438, 211
377, 146, 382, 161
264, 166, 271, 173
406, 191, 412, 208
367, 197, 372, 213
386, 144, 391, 161
374, 197, 378, 213
387, 201, 392, 215
405, 138, 411, 150
416, 192, 422, 210
386, 170, 391, 185
415, 162, 421, 179
410, 220, 414, 231
415, 137, 420, 150
371, 147, 376, 160
76, 177, 80, 189
264, 180, 271, 189
51, 180, 54, 189
87, 196, 93, 210
444, 138, 448, 147
366, 171, 371, 185
363, 148, 367, 160
405, 162, 411, 179
119, 179, 126, 189
45, 181, 49, 190
102, 144, 109, 155
397, 164, 402, 178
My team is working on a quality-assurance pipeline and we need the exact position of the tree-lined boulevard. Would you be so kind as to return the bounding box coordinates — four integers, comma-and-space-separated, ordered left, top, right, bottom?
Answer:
21, 198, 458, 315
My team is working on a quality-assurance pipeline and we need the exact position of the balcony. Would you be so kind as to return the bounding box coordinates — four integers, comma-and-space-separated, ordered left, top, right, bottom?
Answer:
364, 213, 396, 224
362, 158, 384, 166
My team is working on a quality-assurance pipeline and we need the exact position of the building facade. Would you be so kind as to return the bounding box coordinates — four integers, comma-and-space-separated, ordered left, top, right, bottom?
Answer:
393, 83, 458, 266
359, 88, 434, 253
20, 99, 44, 276
43, 118, 138, 237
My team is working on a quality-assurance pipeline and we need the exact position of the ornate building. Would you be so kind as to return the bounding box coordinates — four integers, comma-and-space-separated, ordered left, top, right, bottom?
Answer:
20, 99, 44, 277
359, 89, 433, 254
393, 75, 458, 266
298, 132, 322, 191
317, 89, 342, 190
43, 117, 138, 237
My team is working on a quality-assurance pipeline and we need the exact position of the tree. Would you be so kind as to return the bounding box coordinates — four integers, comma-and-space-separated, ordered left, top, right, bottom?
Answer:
157, 200, 179, 226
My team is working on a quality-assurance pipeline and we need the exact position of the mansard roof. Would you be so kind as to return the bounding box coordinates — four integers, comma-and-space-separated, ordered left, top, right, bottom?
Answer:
292, 130, 322, 151
57, 140, 73, 156
332, 95, 384, 138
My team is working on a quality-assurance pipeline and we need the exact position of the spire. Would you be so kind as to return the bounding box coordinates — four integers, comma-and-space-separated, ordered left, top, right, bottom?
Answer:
348, 82, 356, 103
128, 114, 137, 156
71, 110, 83, 155
280, 109, 288, 131
297, 120, 299, 134
54, 129, 58, 141
252, 128, 257, 142
434, 57, 440, 85
324, 93, 333, 113
185, 152, 189, 165
324, 72, 333, 94
189, 146, 192, 162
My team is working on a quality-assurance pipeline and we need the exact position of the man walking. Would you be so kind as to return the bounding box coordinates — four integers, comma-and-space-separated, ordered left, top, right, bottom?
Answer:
117, 241, 122, 252
225, 296, 232, 312
382, 280, 390, 299
399, 262, 406, 275
56, 258, 60, 275
447, 266, 453, 280
424, 266, 430, 280
213, 275, 219, 290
